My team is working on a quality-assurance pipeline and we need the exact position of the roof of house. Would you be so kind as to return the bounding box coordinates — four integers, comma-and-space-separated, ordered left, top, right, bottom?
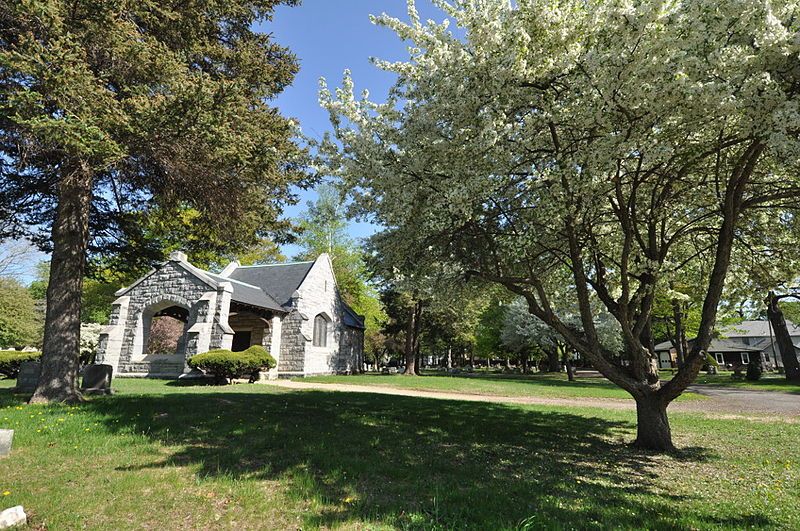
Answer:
342, 304, 366, 330
226, 261, 315, 307
719, 320, 800, 338
653, 338, 762, 353
205, 273, 284, 313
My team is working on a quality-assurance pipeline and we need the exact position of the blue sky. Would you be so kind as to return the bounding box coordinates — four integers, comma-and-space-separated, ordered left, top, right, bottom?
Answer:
265, 0, 444, 257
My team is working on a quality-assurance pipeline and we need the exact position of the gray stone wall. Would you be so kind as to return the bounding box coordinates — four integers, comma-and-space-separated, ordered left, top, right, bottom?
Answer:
116, 261, 215, 375
278, 310, 307, 373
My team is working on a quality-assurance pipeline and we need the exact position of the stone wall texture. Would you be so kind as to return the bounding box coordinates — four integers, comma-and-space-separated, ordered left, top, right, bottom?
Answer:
115, 261, 216, 376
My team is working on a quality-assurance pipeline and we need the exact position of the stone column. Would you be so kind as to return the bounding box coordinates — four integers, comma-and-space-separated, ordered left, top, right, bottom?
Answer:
214, 282, 234, 350
95, 296, 130, 373
186, 291, 217, 359
269, 315, 282, 378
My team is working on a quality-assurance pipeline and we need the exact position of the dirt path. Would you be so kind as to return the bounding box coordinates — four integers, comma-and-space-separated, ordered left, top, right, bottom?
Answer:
263, 379, 800, 420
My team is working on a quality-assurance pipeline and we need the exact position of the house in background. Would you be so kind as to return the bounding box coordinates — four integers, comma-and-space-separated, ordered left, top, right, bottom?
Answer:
654, 320, 800, 370
95, 252, 365, 378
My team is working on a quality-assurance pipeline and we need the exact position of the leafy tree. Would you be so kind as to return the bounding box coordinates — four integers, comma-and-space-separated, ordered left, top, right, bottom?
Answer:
321, 1, 800, 450
474, 297, 507, 366
1, 0, 306, 402
294, 184, 386, 366
0, 277, 42, 348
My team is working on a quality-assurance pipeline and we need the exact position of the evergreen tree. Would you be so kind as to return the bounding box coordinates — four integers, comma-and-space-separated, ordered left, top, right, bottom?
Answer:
1, 0, 306, 402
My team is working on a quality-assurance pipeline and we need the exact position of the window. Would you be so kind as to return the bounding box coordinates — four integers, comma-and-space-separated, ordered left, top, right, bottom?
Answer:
741, 352, 750, 364
313, 314, 329, 347
715, 353, 725, 365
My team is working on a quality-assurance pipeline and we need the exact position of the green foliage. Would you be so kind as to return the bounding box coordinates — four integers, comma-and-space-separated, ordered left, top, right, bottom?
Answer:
475, 298, 507, 360
746, 359, 764, 381
0, 278, 42, 348
294, 184, 387, 359
26, 261, 120, 324
0, 350, 41, 378
187, 346, 276, 384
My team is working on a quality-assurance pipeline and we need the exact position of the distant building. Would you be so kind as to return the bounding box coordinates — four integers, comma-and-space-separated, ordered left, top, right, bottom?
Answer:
654, 320, 800, 370
95, 252, 365, 378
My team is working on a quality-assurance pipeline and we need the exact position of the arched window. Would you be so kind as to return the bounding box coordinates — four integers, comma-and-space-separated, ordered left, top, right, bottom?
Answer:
313, 314, 329, 347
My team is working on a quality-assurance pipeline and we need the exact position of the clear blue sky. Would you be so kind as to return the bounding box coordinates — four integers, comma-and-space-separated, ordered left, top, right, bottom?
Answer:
265, 0, 444, 257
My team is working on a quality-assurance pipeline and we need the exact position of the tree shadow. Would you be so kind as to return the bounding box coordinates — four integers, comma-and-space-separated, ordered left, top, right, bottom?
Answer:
422, 371, 625, 393
64, 387, 753, 529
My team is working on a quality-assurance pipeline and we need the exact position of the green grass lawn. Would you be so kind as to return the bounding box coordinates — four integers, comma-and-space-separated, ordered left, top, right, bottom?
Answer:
0, 379, 798, 529
660, 370, 800, 394
300, 372, 705, 401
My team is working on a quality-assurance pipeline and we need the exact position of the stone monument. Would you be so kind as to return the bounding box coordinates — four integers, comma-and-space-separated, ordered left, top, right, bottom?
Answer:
80, 364, 114, 395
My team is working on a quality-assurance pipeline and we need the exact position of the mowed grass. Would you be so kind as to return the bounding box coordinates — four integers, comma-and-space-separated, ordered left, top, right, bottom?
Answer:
301, 372, 705, 401
0, 379, 798, 530
660, 370, 800, 394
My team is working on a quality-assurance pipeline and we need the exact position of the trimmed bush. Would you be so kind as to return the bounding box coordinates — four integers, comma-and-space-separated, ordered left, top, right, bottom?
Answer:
187, 345, 276, 384
0, 350, 42, 379
746, 359, 763, 381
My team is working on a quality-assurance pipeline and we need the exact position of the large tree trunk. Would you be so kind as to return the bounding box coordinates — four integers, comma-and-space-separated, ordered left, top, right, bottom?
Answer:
633, 395, 674, 451
446, 345, 452, 369
403, 307, 417, 376
765, 292, 800, 382
671, 298, 688, 368
562, 346, 575, 382
31, 165, 93, 404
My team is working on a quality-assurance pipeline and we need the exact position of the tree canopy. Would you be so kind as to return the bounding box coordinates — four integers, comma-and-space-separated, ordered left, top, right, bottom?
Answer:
321, 0, 800, 450
1, 0, 307, 402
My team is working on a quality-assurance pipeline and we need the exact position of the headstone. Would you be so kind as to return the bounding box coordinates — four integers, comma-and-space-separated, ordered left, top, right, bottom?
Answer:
0, 430, 12, 458
0, 506, 26, 529
14, 362, 40, 394
80, 364, 113, 395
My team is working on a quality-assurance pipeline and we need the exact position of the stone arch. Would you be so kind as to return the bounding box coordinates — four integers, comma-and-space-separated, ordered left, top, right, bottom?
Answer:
130, 295, 193, 362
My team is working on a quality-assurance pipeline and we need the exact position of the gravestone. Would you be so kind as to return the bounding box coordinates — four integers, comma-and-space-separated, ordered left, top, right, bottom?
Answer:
80, 364, 113, 395
0, 506, 26, 528
15, 362, 40, 394
0, 430, 12, 458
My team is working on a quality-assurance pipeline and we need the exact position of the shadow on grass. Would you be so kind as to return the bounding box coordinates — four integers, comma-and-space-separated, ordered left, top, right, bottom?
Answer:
420, 370, 626, 393
14, 386, 743, 530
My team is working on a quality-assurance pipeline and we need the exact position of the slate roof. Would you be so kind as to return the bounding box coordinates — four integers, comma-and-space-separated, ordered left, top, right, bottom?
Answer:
342, 304, 366, 330
205, 273, 284, 313
719, 320, 800, 338
654, 338, 762, 353
227, 261, 315, 307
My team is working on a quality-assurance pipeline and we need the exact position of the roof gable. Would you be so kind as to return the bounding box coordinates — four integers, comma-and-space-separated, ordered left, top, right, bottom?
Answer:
227, 261, 315, 307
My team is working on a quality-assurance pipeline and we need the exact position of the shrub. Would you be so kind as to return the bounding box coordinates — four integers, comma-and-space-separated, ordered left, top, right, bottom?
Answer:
187, 345, 276, 384
0, 350, 41, 379
746, 359, 763, 381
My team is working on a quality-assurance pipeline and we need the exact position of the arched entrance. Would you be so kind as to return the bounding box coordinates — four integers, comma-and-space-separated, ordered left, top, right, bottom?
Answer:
131, 300, 191, 364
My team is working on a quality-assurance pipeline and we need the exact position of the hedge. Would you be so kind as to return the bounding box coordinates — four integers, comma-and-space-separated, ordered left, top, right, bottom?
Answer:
187, 345, 276, 384
0, 350, 42, 379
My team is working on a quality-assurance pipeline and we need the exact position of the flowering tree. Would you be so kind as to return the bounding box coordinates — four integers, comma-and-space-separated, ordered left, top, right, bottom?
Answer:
320, 0, 800, 450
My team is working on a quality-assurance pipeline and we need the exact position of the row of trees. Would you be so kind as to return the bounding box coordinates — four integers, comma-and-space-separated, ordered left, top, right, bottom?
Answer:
320, 0, 800, 451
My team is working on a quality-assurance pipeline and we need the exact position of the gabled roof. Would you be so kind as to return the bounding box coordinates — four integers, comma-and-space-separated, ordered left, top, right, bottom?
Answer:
654, 338, 762, 353
719, 320, 800, 338
227, 261, 315, 307
205, 273, 284, 313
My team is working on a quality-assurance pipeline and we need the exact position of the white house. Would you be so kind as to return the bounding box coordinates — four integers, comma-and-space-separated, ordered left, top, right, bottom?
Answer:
95, 252, 365, 378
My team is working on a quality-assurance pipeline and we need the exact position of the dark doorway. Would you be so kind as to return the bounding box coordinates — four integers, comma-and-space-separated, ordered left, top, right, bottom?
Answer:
232, 331, 252, 352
